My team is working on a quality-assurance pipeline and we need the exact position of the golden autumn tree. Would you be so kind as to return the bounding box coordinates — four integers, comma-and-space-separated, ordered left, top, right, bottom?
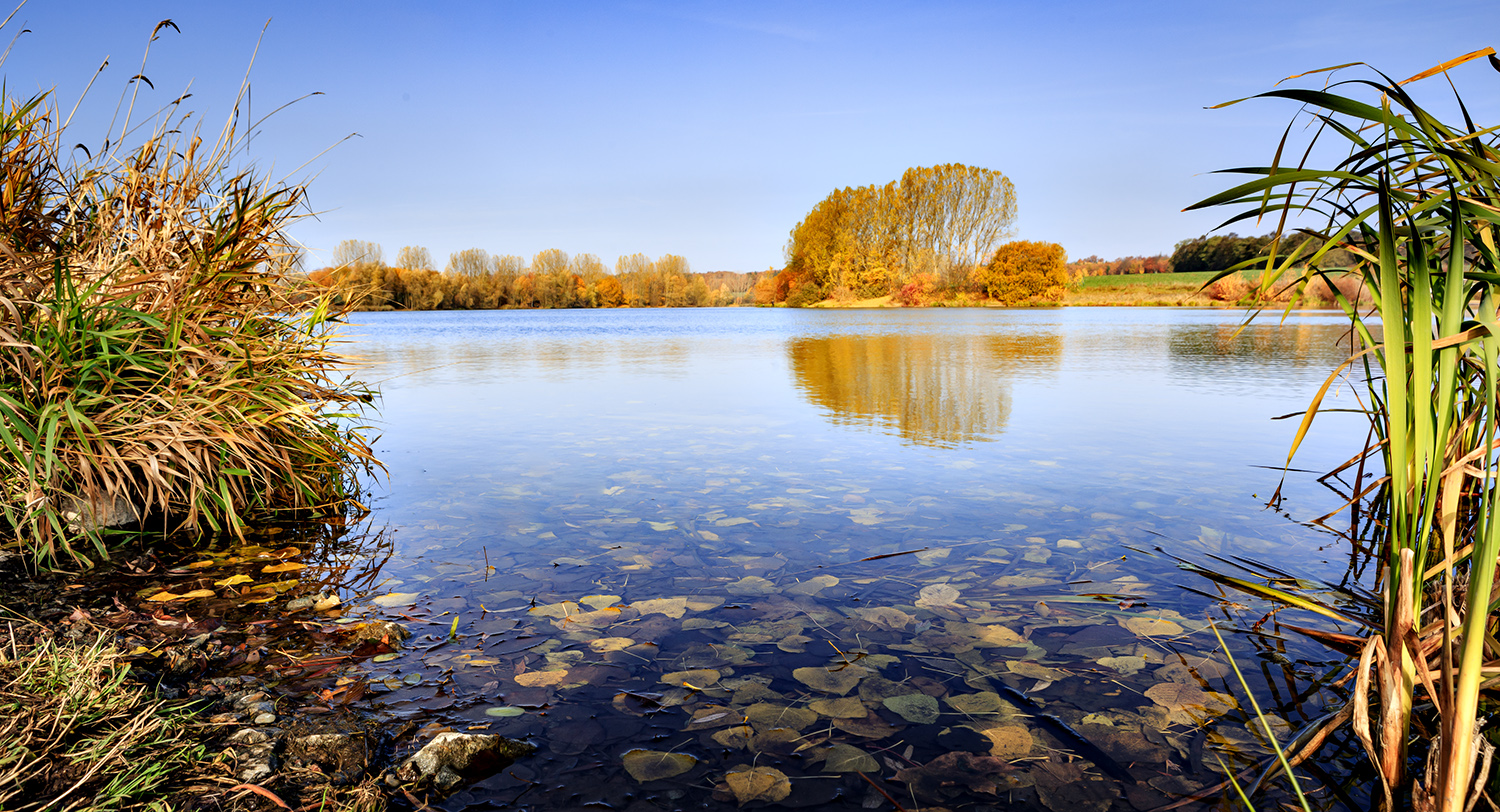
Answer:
785, 164, 1016, 303
971, 240, 1067, 305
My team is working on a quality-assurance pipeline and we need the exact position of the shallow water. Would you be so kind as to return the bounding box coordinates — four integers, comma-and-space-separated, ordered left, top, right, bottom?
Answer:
329, 307, 1370, 810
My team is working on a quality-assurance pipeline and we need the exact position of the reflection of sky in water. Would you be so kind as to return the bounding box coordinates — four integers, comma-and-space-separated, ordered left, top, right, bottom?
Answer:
347, 307, 1368, 576
332, 307, 1374, 810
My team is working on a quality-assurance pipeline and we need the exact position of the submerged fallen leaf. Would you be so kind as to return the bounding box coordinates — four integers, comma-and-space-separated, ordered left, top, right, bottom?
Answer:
261, 562, 305, 574
979, 724, 1034, 757
785, 575, 838, 596
808, 696, 867, 718
744, 703, 817, 731
371, 591, 420, 608
622, 749, 696, 782
484, 706, 525, 717
1121, 615, 1186, 637
725, 576, 776, 596
793, 665, 870, 695
662, 669, 721, 688
711, 725, 755, 749
589, 637, 637, 653
725, 765, 791, 804
823, 743, 878, 773
632, 597, 689, 619
514, 670, 568, 687
884, 693, 939, 724
915, 583, 962, 608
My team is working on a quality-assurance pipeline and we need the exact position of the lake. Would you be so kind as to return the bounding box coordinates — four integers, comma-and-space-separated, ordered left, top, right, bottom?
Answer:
333, 306, 1370, 810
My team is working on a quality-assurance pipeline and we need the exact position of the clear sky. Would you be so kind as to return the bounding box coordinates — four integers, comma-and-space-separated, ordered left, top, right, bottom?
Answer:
4, 1, 1497, 272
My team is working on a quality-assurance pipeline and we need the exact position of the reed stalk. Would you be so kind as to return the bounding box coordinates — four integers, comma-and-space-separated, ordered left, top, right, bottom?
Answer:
1191, 50, 1500, 810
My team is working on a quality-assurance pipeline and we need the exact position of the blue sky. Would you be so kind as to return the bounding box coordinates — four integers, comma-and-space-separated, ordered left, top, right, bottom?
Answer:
4, 1, 1497, 272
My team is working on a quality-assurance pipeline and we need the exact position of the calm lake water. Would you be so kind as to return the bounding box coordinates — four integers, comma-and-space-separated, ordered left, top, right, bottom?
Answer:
333, 307, 1370, 810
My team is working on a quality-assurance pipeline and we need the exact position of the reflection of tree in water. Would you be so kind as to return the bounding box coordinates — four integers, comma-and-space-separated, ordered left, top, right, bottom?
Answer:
788, 332, 1062, 447
1167, 322, 1356, 370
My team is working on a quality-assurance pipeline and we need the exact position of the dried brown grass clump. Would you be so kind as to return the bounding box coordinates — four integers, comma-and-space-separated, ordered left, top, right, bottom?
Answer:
0, 30, 376, 565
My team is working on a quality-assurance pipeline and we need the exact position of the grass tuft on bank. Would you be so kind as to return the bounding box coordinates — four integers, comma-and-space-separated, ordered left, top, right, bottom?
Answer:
0, 34, 377, 567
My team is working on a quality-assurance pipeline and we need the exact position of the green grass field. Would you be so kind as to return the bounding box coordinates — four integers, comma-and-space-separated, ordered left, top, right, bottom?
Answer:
1072, 271, 1240, 289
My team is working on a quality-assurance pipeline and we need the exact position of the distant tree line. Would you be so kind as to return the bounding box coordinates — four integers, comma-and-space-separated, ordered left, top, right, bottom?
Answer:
1067, 232, 1355, 279
306, 241, 765, 310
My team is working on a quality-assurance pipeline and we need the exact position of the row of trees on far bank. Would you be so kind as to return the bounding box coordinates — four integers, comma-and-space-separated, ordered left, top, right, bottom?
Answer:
1066, 232, 1358, 279
306, 242, 762, 310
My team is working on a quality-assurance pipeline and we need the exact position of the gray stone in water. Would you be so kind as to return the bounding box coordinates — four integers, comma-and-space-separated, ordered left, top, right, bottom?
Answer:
351, 620, 411, 647
253, 712, 277, 725
396, 732, 534, 792
60, 494, 141, 533
228, 743, 277, 784
227, 728, 272, 746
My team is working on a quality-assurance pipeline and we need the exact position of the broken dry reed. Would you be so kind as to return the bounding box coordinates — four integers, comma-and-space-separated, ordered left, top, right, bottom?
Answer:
0, 24, 377, 566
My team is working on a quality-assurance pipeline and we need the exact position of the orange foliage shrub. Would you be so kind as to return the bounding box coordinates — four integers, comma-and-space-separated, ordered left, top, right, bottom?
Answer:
971, 241, 1067, 305
895, 273, 938, 306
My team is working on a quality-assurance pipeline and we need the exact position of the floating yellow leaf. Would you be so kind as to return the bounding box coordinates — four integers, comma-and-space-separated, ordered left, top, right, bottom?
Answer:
143, 591, 180, 602
261, 562, 305, 574
622, 749, 696, 782
247, 579, 298, 594
214, 574, 254, 588
725, 765, 791, 804
580, 594, 621, 610
184, 560, 217, 570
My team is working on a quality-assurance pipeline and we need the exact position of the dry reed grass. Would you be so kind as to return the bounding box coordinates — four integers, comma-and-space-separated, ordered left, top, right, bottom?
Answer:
0, 25, 376, 566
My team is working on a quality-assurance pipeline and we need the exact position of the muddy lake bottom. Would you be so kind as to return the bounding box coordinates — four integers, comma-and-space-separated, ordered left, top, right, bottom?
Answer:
111, 307, 1378, 810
